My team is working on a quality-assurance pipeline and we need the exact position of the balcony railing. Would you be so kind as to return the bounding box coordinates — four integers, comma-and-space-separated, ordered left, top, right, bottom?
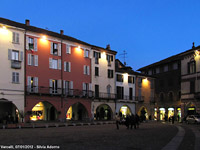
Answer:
135, 96, 144, 102
11, 60, 21, 69
116, 95, 136, 101
26, 86, 94, 98
94, 93, 116, 100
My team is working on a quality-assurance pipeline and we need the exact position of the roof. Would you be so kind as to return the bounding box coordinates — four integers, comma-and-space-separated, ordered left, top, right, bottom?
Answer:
137, 46, 200, 71
0, 17, 117, 54
115, 59, 155, 78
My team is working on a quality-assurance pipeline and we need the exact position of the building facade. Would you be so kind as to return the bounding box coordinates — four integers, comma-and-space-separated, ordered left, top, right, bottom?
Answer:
115, 60, 136, 117
0, 21, 25, 123
181, 47, 200, 118
0, 17, 117, 122
138, 55, 182, 121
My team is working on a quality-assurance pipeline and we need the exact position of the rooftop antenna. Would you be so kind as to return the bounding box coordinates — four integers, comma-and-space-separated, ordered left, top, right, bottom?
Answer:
119, 50, 127, 66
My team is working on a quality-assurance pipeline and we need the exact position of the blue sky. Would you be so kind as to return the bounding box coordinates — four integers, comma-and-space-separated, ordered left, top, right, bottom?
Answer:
1, 0, 200, 70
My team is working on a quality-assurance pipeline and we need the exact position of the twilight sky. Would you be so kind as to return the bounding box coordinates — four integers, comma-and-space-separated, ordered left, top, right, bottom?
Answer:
1, 0, 200, 70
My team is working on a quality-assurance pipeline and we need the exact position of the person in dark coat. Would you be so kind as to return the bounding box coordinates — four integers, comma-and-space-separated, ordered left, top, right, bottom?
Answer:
125, 115, 130, 129
135, 114, 140, 129
130, 114, 136, 129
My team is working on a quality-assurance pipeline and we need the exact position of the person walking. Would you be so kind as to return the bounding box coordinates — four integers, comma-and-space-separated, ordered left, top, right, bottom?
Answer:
130, 114, 136, 129
115, 113, 120, 130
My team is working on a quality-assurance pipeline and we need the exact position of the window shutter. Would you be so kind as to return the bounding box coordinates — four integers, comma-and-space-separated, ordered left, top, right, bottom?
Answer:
58, 79, 61, 88
63, 80, 66, 89
28, 54, 31, 65
34, 77, 38, 93
87, 66, 90, 75
34, 55, 38, 66
83, 83, 86, 91
27, 76, 31, 92
84, 49, 86, 57
34, 38, 37, 51
70, 81, 73, 89
50, 42, 53, 54
58, 59, 61, 70
16, 33, 19, 43
58, 43, 61, 56
49, 79, 52, 94
69, 62, 71, 72
83, 65, 86, 74
26, 36, 29, 50
20, 51, 23, 61
93, 51, 95, 57
8, 49, 12, 60
111, 55, 113, 61
12, 32, 15, 43
99, 52, 101, 58
64, 62, 66, 71
49, 58, 52, 68
89, 83, 92, 91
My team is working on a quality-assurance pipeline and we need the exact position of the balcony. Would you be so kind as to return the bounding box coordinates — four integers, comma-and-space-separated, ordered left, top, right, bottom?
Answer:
116, 95, 136, 102
94, 93, 116, 100
11, 60, 21, 69
26, 86, 94, 98
135, 96, 144, 102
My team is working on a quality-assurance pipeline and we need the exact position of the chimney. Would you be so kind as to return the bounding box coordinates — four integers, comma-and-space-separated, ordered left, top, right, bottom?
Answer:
60, 30, 64, 35
192, 42, 195, 48
25, 19, 30, 26
106, 44, 110, 50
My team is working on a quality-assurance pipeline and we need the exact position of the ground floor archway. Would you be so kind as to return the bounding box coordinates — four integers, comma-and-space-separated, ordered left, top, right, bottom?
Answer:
0, 98, 20, 124
95, 104, 113, 120
119, 105, 132, 117
138, 106, 148, 121
66, 102, 88, 121
30, 101, 58, 121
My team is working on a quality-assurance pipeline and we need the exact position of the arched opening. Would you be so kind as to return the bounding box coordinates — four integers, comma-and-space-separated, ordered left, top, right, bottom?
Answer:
0, 98, 20, 124
95, 104, 112, 120
159, 108, 165, 121
138, 106, 148, 121
30, 101, 57, 121
119, 105, 132, 118
66, 102, 88, 121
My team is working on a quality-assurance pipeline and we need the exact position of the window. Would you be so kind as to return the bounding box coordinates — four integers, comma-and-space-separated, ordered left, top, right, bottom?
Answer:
12, 72, 19, 83
64, 62, 71, 72
52, 59, 58, 69
117, 86, 124, 99
106, 54, 113, 66
83, 83, 89, 96
84, 65, 90, 75
108, 69, 113, 78
12, 32, 19, 44
116, 74, 123, 82
94, 51, 101, 64
95, 67, 99, 76
28, 37, 34, 50
190, 80, 195, 93
129, 88, 133, 100
84, 49, 89, 58
50, 42, 61, 56
156, 67, 160, 74
148, 70, 152, 75
188, 60, 196, 74
164, 65, 168, 72
49, 58, 61, 69
138, 78, 142, 87
27, 76, 38, 93
160, 66, 164, 73
150, 79, 154, 89
128, 76, 134, 84
49, 79, 61, 94
28, 54, 38, 66
66, 45, 71, 54
64, 81, 73, 96
173, 63, 178, 70
95, 84, 99, 98
53, 43, 58, 55
12, 50, 19, 61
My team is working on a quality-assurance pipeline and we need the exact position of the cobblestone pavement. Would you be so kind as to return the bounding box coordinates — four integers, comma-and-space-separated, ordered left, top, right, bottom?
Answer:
0, 121, 179, 150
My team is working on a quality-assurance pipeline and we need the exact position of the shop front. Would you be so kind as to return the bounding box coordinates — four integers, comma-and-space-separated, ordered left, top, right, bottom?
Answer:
159, 108, 165, 121
119, 105, 132, 117
168, 108, 174, 119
